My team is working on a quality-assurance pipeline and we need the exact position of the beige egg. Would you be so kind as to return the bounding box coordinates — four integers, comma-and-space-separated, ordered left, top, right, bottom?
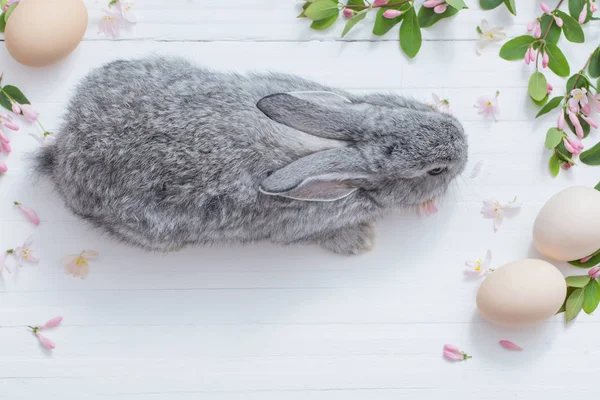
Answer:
476, 259, 566, 327
533, 186, 600, 261
5, 0, 88, 67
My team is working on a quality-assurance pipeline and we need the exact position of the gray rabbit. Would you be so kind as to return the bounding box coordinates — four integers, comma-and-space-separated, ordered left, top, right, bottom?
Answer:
36, 56, 467, 255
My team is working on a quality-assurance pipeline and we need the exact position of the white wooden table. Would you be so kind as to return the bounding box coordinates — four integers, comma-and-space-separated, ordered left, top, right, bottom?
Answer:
1, 1, 599, 398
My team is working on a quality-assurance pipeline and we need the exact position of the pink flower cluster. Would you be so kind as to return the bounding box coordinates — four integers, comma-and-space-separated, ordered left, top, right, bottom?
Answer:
99, 1, 137, 38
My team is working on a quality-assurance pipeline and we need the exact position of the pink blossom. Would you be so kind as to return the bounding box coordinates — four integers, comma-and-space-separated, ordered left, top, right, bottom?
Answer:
465, 249, 493, 275
563, 137, 583, 155
547, 82, 553, 95
35, 333, 55, 350
579, 6, 588, 23
434, 3, 448, 13
499, 340, 522, 351
443, 344, 471, 361
62, 250, 99, 279
99, 14, 122, 37
40, 316, 63, 330
569, 88, 588, 111
373, 0, 389, 5
0, 112, 19, 131
118, 1, 137, 23
557, 111, 566, 130
0, 129, 9, 144
583, 103, 592, 115
481, 197, 521, 232
540, 2, 551, 14
535, 23, 542, 38
568, 111, 584, 138
13, 236, 38, 266
592, 2, 598, 13
524, 48, 532, 65
581, 255, 593, 263
343, 7, 354, 18
529, 48, 538, 63
589, 266, 600, 279
0, 161, 7, 174
20, 104, 39, 121
475, 91, 500, 120
1, 140, 11, 154
383, 9, 403, 18
561, 162, 573, 170
14, 202, 40, 226
527, 20, 538, 32
581, 114, 598, 129
542, 51, 549, 68
11, 101, 21, 115
591, 93, 600, 112
418, 199, 438, 217
565, 136, 584, 154
554, 16, 563, 27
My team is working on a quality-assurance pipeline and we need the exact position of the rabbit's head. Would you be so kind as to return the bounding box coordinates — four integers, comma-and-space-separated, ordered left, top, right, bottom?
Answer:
257, 91, 467, 207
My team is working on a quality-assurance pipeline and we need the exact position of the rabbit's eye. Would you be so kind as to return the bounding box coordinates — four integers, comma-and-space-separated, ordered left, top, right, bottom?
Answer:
427, 167, 446, 176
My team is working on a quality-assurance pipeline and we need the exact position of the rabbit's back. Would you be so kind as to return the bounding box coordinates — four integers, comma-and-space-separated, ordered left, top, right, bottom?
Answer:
42, 57, 356, 250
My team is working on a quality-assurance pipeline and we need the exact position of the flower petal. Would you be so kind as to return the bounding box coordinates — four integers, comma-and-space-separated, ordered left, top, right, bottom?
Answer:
499, 340, 522, 351
40, 316, 63, 330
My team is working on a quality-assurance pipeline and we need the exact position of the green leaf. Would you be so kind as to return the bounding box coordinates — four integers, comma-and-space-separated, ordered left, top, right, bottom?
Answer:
566, 275, 591, 288
499, 35, 536, 61
596, 182, 600, 191
549, 153, 560, 176
536, 96, 564, 118
556, 10, 585, 43
4, 2, 16, 22
529, 72, 548, 101
341, 11, 367, 37
0, 90, 12, 111
310, 12, 338, 29
566, 288, 585, 322
479, 0, 503, 10
373, 2, 410, 36
589, 47, 600, 79
555, 139, 573, 162
400, 7, 421, 59
570, 251, 600, 268
0, 0, 6, 9
532, 94, 549, 107
503, 0, 516, 15
297, 2, 311, 18
583, 280, 600, 314
569, 0, 591, 23
445, 0, 468, 10
417, 4, 459, 28
544, 43, 570, 78
347, 0, 365, 5
539, 14, 562, 45
304, 0, 339, 21
566, 73, 589, 92
0, 12, 5, 33
2, 85, 31, 105
545, 128, 564, 149
580, 142, 600, 166
558, 287, 577, 314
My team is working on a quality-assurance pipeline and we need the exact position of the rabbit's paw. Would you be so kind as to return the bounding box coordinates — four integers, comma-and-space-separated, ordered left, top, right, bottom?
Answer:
321, 223, 375, 256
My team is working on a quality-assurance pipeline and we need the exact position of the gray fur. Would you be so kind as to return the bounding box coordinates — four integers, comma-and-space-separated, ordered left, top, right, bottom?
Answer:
36, 56, 468, 255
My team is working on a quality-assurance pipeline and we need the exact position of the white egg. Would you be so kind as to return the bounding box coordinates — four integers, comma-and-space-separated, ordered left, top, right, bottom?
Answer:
476, 259, 566, 327
533, 186, 600, 261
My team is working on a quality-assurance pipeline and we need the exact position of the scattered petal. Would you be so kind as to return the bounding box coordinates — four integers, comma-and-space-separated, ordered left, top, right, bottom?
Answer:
499, 340, 522, 351
40, 316, 63, 330
62, 250, 98, 279
14, 201, 40, 226
443, 344, 471, 361
35, 332, 55, 350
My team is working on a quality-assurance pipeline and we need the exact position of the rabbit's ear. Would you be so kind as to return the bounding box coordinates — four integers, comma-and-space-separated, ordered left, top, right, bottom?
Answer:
256, 92, 358, 141
260, 148, 369, 202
